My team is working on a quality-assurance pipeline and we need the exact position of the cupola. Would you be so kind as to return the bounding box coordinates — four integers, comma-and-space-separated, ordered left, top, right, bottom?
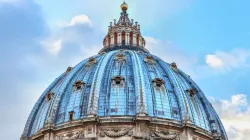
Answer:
99, 2, 148, 54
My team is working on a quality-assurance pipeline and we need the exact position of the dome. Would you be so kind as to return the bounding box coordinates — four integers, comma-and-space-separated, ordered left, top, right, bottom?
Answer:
21, 2, 228, 140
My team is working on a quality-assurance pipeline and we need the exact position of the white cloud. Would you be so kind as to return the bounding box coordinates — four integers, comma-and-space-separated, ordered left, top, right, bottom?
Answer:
56, 15, 92, 28
68, 15, 92, 26
206, 55, 224, 68
210, 94, 250, 140
206, 49, 250, 71
41, 14, 100, 56
144, 36, 212, 79
28, 14, 104, 78
42, 39, 62, 55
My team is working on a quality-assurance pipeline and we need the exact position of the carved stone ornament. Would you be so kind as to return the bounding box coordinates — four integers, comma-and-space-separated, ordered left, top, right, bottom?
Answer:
86, 57, 96, 66
56, 131, 84, 140
150, 130, 179, 140
99, 127, 133, 138
115, 53, 126, 61
144, 55, 155, 64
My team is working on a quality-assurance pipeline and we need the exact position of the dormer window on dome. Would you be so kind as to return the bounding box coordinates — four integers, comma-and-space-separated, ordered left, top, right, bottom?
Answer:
86, 57, 96, 66
172, 107, 179, 118
152, 78, 165, 90
171, 62, 178, 72
115, 53, 126, 61
73, 81, 84, 91
66, 67, 72, 73
144, 55, 155, 64
186, 88, 197, 97
112, 76, 125, 86
46, 92, 54, 102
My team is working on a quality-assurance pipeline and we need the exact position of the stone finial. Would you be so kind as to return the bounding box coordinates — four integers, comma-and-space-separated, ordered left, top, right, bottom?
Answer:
66, 67, 72, 73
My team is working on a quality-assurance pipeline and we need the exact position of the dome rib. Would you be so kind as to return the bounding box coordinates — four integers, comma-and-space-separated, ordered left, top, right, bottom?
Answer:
156, 57, 191, 123
98, 52, 116, 116
129, 50, 148, 115
178, 71, 211, 130
22, 73, 65, 137
88, 51, 118, 116
49, 58, 91, 125
152, 57, 181, 121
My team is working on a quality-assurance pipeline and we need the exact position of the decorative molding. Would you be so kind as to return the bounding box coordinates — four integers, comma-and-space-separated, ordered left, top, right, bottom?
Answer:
150, 130, 179, 140
99, 127, 133, 138
56, 131, 84, 140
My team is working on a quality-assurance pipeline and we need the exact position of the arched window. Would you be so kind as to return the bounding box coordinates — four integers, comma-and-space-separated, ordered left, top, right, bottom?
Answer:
136, 35, 139, 47
114, 32, 117, 45
172, 107, 179, 118
73, 81, 85, 91
152, 78, 165, 90
122, 31, 125, 45
130, 32, 133, 46
46, 92, 54, 102
186, 88, 197, 97
108, 35, 111, 47
111, 76, 125, 87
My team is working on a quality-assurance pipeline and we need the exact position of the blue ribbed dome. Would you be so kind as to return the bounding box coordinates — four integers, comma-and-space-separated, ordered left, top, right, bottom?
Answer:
22, 49, 227, 139
22, 3, 228, 140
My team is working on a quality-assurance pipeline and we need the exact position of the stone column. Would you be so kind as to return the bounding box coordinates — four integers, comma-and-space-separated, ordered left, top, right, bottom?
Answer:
180, 127, 194, 140
44, 132, 55, 140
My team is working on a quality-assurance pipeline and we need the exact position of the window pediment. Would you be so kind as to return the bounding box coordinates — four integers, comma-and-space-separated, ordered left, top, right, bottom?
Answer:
186, 88, 197, 97
144, 55, 155, 64
46, 92, 54, 102
73, 81, 85, 91
66, 67, 72, 73
112, 76, 125, 86
152, 78, 165, 89
86, 57, 96, 66
115, 53, 126, 61
170, 62, 178, 71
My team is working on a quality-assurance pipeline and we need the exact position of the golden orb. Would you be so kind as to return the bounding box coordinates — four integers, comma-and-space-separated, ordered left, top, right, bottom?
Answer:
120, 2, 128, 11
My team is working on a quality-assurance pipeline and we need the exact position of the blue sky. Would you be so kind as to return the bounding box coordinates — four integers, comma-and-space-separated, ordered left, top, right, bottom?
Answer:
0, 0, 250, 139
